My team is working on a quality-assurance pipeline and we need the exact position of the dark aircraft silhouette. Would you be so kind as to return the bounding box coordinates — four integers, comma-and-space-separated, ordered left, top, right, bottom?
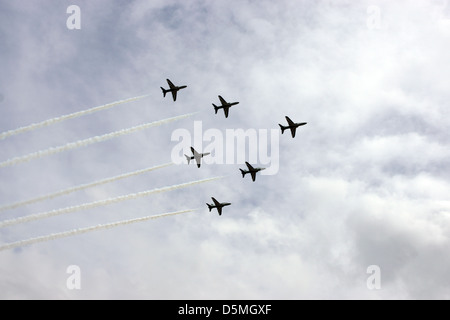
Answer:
212, 95, 239, 118
185, 147, 210, 168
239, 162, 266, 182
160, 79, 187, 101
206, 197, 231, 216
279, 116, 307, 138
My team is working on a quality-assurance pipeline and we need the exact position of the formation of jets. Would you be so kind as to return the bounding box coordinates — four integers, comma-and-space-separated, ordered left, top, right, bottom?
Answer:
161, 79, 307, 216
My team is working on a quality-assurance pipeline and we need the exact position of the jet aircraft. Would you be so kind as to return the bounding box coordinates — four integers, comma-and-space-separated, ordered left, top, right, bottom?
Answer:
239, 161, 266, 182
206, 197, 231, 216
185, 147, 210, 168
212, 95, 239, 118
160, 79, 187, 101
279, 116, 307, 138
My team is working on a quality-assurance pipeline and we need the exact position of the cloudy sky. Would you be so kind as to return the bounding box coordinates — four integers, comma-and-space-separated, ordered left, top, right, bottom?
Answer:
0, 0, 449, 299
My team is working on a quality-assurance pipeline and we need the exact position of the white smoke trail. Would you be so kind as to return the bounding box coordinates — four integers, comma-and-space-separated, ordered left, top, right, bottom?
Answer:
0, 162, 174, 212
0, 94, 150, 140
0, 112, 196, 168
0, 209, 196, 252
0, 176, 222, 228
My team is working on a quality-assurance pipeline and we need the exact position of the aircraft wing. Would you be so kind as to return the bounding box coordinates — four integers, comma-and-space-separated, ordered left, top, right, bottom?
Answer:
251, 172, 257, 182
285, 116, 295, 127
290, 127, 297, 138
167, 79, 175, 89
217, 206, 222, 216
223, 106, 230, 118
212, 197, 220, 207
195, 157, 202, 167
245, 162, 255, 171
218, 95, 227, 105
171, 90, 177, 101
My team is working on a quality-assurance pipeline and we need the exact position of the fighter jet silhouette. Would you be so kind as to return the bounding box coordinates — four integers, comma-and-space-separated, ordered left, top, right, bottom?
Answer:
279, 116, 307, 138
160, 79, 187, 101
212, 95, 239, 118
239, 162, 266, 182
206, 197, 231, 216
185, 147, 210, 168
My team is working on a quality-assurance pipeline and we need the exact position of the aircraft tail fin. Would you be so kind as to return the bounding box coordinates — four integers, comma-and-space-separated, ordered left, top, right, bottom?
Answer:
161, 87, 167, 97
213, 104, 219, 114
207, 204, 213, 212
184, 154, 191, 164
239, 169, 246, 178
279, 124, 286, 134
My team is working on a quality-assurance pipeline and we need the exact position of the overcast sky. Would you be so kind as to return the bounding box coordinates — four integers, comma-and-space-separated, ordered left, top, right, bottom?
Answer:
0, 0, 449, 299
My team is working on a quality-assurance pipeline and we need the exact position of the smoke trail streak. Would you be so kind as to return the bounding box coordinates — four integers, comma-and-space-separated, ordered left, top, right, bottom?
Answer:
0, 112, 196, 168
0, 94, 150, 140
0, 176, 222, 228
0, 162, 174, 212
0, 209, 196, 252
